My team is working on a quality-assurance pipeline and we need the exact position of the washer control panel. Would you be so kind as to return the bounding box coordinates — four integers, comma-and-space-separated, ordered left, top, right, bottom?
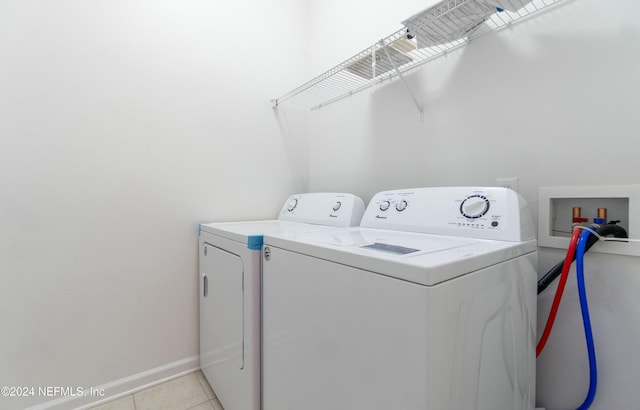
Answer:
278, 193, 365, 227
361, 187, 534, 242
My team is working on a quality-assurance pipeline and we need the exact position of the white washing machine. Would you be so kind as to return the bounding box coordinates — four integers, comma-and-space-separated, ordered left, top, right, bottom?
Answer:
198, 193, 365, 410
262, 187, 538, 410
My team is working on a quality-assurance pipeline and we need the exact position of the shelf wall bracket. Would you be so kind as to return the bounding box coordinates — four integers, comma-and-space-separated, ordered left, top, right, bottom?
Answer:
380, 40, 424, 120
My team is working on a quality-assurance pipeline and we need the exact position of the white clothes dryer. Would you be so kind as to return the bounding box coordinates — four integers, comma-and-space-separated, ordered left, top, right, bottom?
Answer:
198, 193, 364, 410
262, 187, 538, 410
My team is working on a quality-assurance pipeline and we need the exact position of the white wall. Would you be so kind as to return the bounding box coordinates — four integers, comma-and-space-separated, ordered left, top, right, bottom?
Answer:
0, 0, 307, 408
302, 0, 640, 409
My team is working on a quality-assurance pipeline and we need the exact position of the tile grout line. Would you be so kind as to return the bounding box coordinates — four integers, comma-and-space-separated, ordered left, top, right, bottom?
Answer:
185, 371, 211, 410
196, 371, 213, 408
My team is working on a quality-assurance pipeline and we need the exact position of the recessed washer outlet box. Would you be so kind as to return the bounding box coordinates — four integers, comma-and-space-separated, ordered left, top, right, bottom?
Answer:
538, 185, 640, 257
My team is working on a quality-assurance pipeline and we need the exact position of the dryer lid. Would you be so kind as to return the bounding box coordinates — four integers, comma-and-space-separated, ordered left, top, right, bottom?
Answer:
199, 220, 342, 249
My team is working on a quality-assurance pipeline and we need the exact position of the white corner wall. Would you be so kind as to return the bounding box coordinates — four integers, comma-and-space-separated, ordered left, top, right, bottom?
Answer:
0, 0, 308, 408
303, 0, 640, 409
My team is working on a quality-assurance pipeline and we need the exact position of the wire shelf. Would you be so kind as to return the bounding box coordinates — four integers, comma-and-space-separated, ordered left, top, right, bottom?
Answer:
273, 0, 563, 110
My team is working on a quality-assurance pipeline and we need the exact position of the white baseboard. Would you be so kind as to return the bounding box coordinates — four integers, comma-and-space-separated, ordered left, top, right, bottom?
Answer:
25, 355, 200, 410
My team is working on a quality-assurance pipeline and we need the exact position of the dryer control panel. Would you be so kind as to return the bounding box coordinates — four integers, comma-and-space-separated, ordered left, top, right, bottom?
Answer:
361, 187, 535, 242
278, 193, 365, 227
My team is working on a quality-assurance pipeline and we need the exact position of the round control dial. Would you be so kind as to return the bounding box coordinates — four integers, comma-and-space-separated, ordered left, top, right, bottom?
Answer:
286, 198, 298, 212
396, 200, 408, 212
332, 201, 342, 212
460, 195, 490, 219
379, 200, 391, 211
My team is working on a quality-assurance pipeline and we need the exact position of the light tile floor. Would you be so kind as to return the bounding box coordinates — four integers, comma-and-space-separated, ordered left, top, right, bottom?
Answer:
89, 371, 223, 410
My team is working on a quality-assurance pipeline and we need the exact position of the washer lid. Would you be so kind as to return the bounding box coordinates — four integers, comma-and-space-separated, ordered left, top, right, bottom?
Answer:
263, 228, 537, 286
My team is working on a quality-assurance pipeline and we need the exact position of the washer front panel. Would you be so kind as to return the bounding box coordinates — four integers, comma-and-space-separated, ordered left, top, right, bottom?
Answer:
262, 247, 537, 410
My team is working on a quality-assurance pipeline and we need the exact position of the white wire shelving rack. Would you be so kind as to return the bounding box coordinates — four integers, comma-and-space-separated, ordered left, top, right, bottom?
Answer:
272, 0, 564, 112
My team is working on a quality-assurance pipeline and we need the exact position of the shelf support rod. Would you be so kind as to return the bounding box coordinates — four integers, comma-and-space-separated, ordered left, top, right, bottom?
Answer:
371, 44, 376, 82
380, 40, 424, 120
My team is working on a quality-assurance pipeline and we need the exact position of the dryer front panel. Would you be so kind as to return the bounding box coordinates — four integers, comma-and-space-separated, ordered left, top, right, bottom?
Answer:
200, 243, 244, 406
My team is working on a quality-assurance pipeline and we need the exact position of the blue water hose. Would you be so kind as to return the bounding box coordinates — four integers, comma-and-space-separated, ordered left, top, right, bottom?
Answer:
575, 228, 598, 410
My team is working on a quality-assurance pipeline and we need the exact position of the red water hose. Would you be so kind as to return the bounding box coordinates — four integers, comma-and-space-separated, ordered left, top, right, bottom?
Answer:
536, 226, 582, 357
